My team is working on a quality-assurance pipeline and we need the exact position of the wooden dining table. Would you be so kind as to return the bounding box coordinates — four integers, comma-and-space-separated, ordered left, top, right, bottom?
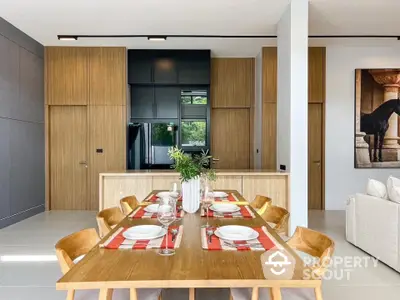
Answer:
56, 190, 320, 300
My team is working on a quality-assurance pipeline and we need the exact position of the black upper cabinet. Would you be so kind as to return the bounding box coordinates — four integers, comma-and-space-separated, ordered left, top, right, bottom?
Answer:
128, 51, 152, 84
153, 57, 178, 84
178, 51, 210, 84
128, 50, 210, 85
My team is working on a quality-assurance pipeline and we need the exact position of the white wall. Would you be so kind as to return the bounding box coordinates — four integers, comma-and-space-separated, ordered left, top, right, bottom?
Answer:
325, 45, 400, 210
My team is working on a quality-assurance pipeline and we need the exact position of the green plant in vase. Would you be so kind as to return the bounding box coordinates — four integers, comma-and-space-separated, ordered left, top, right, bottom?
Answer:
168, 147, 216, 213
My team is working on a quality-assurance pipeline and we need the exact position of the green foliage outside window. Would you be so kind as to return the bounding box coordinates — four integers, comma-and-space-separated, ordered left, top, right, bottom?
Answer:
181, 121, 206, 146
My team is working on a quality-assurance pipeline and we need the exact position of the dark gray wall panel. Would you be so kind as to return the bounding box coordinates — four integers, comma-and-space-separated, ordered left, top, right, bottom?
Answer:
9, 120, 44, 214
0, 205, 44, 229
0, 118, 10, 219
0, 17, 43, 58
0, 17, 44, 227
15, 48, 44, 123
0, 34, 19, 119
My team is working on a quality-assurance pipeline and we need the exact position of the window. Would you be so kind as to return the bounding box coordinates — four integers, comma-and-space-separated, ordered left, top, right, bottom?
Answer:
181, 90, 208, 105
181, 120, 206, 147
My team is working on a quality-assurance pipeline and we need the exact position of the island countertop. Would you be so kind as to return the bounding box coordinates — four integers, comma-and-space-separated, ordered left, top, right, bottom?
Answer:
99, 169, 290, 211
100, 169, 289, 176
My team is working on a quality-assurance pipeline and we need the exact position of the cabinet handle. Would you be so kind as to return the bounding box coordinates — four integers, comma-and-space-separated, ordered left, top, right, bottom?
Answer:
79, 161, 88, 168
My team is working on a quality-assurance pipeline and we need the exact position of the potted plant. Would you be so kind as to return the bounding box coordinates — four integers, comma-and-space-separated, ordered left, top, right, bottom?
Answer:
168, 147, 216, 213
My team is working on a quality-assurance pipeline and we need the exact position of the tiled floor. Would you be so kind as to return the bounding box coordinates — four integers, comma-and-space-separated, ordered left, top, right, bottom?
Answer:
0, 210, 399, 299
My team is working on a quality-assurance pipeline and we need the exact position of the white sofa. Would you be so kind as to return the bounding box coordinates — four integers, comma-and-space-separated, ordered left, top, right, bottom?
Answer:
346, 193, 400, 272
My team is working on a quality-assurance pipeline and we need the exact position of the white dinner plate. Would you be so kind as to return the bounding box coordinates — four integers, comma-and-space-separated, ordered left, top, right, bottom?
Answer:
209, 191, 228, 198
210, 204, 240, 213
122, 225, 166, 240
214, 225, 259, 241
144, 204, 159, 213
157, 191, 180, 198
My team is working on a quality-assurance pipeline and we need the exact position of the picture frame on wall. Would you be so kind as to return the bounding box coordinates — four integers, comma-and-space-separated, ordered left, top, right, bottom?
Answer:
354, 68, 400, 168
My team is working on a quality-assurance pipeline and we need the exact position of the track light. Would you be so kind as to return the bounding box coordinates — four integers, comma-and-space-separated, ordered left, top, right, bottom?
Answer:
147, 36, 167, 41
58, 35, 78, 41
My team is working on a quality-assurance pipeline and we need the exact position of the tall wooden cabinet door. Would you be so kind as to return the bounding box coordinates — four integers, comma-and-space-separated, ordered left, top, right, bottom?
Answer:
211, 109, 250, 169
49, 106, 88, 210
211, 58, 254, 108
308, 103, 323, 209
45, 47, 89, 105
89, 106, 126, 210
89, 47, 127, 105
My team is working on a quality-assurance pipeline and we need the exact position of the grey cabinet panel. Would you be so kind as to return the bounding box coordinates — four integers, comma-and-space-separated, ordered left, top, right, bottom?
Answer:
131, 87, 154, 118
154, 58, 178, 83
9, 120, 44, 214
0, 118, 10, 219
178, 60, 210, 84
0, 35, 19, 119
13, 48, 44, 123
155, 87, 179, 118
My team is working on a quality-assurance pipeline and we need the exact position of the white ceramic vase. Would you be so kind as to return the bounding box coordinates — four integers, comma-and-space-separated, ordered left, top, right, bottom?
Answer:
181, 177, 200, 213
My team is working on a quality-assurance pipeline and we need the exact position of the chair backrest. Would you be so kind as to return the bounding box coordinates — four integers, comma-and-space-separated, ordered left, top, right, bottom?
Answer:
55, 228, 100, 275
287, 227, 335, 278
260, 205, 290, 234
120, 195, 139, 215
250, 195, 272, 215
96, 207, 125, 238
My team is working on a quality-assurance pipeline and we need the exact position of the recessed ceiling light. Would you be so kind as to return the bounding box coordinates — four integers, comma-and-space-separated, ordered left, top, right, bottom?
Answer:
148, 36, 167, 41
58, 35, 78, 41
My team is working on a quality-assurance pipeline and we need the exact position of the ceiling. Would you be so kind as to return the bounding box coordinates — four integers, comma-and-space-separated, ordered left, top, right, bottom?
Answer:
1, 0, 400, 57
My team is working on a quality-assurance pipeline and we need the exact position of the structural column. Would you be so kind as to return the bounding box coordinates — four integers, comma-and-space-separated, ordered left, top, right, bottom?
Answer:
277, 0, 308, 234
369, 69, 400, 161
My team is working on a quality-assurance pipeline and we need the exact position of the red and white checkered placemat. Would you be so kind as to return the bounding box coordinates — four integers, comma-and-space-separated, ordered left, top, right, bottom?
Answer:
213, 192, 239, 202
201, 226, 280, 251
129, 206, 185, 219
100, 225, 183, 250
201, 206, 255, 218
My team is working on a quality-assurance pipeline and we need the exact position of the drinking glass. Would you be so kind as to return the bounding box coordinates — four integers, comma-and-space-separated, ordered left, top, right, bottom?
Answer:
169, 182, 180, 203
201, 186, 214, 228
157, 197, 177, 256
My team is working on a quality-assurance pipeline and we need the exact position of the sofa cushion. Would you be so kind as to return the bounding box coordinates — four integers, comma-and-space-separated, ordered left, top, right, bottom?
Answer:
387, 176, 400, 203
366, 179, 387, 199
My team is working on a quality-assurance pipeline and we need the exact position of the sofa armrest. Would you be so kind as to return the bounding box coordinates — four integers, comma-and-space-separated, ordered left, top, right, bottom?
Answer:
346, 195, 356, 244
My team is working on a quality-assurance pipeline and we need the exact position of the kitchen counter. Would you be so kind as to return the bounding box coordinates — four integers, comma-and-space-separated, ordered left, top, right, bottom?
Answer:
99, 170, 289, 211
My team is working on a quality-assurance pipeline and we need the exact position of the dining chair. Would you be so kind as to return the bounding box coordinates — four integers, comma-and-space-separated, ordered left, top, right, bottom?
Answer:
55, 228, 162, 300
120, 195, 140, 215
96, 207, 125, 238
55, 228, 112, 300
260, 205, 290, 235
250, 195, 272, 215
230, 227, 335, 300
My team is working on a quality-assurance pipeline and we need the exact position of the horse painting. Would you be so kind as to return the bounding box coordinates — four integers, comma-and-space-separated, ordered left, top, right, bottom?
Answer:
360, 99, 400, 162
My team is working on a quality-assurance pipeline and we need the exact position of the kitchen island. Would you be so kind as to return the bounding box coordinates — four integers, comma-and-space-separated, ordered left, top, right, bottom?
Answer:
99, 170, 289, 211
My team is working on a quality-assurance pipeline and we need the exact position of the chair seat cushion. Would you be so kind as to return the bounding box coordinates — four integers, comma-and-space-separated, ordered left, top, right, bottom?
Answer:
267, 222, 276, 228
231, 287, 315, 300
72, 254, 85, 264
294, 250, 319, 267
